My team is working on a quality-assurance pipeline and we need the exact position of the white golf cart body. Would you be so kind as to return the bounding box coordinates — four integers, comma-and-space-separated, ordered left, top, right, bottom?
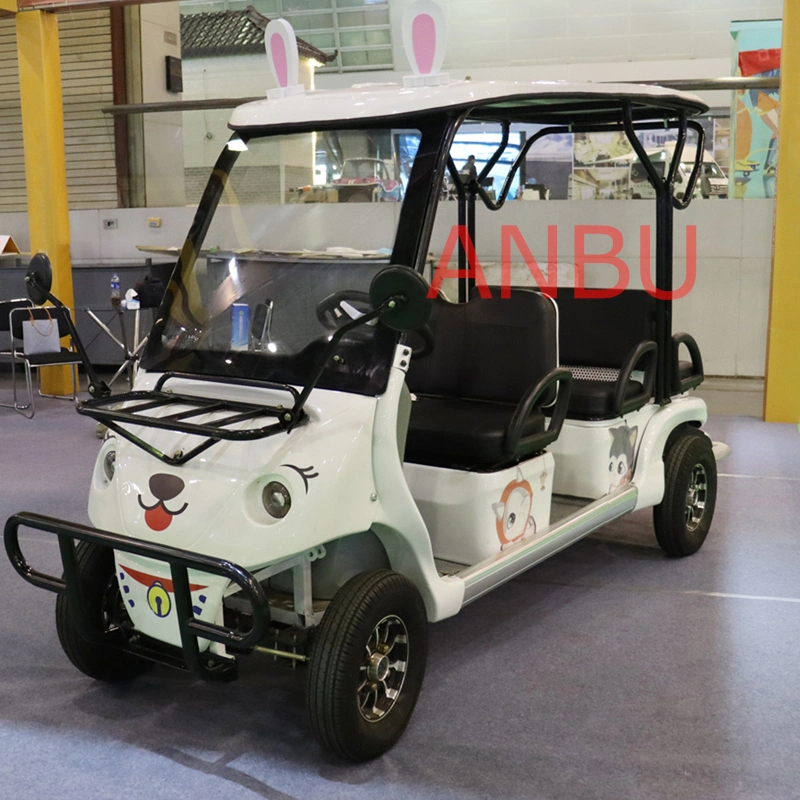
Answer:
74, 78, 716, 648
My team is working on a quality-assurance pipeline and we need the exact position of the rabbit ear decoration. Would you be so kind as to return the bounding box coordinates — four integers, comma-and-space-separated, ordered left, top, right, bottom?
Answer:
265, 19, 305, 99
402, 0, 449, 87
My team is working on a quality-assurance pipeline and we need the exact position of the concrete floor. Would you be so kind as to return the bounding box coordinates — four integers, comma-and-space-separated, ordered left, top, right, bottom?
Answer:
0, 376, 798, 800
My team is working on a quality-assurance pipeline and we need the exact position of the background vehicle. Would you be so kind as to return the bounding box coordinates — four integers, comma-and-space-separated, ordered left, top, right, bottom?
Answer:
630, 143, 727, 199
333, 157, 403, 202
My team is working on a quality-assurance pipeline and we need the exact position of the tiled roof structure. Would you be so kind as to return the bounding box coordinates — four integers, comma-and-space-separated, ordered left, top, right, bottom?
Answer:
181, 6, 337, 62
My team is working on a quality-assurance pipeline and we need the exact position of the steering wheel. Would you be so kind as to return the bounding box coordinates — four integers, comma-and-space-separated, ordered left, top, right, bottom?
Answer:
316, 289, 435, 358
316, 290, 373, 331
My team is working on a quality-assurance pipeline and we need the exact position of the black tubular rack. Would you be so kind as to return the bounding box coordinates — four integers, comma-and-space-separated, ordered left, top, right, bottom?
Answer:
77, 371, 303, 466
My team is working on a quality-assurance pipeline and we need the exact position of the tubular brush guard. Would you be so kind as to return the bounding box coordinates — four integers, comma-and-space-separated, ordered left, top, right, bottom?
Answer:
4, 512, 269, 682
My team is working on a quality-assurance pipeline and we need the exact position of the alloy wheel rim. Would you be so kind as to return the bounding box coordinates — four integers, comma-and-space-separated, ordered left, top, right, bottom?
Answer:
685, 463, 708, 532
357, 614, 409, 723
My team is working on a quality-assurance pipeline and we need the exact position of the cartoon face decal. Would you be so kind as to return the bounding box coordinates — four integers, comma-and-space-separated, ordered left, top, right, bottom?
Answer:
138, 473, 188, 531
118, 564, 208, 619
281, 464, 319, 494
608, 425, 638, 492
493, 468, 537, 549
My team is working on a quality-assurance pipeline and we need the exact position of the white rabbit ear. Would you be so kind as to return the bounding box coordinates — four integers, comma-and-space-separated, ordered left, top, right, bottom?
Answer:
265, 19, 304, 99
492, 502, 505, 521
402, 0, 449, 87
515, 466, 526, 483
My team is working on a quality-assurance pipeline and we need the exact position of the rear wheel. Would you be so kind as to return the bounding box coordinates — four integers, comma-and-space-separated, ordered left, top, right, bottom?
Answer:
307, 570, 428, 761
55, 541, 151, 681
653, 428, 717, 556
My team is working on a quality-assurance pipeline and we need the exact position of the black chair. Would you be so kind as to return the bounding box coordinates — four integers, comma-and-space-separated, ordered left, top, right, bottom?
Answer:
0, 299, 33, 412
404, 289, 571, 471
553, 288, 658, 420
0, 298, 32, 357
6, 305, 82, 418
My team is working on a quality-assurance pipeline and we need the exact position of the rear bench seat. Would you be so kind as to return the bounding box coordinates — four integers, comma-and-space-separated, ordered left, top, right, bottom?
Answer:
404, 289, 571, 471
554, 288, 657, 419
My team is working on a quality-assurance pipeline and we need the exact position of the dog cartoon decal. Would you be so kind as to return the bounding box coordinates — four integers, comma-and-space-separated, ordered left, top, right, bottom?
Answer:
608, 425, 638, 492
493, 467, 537, 549
138, 473, 188, 531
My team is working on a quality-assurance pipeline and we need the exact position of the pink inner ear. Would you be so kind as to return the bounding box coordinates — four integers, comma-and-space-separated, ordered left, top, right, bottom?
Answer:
412, 13, 436, 74
270, 33, 288, 87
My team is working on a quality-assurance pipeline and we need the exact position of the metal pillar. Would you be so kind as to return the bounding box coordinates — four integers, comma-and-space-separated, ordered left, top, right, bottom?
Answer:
16, 9, 76, 396
764, 3, 800, 423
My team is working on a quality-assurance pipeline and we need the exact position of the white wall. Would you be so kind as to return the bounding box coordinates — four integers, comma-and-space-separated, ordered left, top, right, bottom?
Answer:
0, 197, 774, 377
137, 3, 185, 206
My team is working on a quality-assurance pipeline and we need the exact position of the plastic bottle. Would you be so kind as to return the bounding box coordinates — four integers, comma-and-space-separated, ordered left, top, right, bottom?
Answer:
111, 273, 120, 307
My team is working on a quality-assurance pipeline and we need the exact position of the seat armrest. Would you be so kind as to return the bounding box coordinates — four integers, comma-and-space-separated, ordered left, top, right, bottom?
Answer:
505, 368, 572, 458
672, 332, 704, 394
615, 340, 657, 416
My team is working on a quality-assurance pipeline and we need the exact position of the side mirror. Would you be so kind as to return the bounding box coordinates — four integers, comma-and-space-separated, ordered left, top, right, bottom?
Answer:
369, 265, 432, 332
25, 252, 53, 306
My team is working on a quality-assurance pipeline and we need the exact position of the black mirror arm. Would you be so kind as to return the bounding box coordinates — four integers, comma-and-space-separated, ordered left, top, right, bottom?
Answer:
615, 340, 658, 415
505, 368, 573, 458
24, 274, 111, 399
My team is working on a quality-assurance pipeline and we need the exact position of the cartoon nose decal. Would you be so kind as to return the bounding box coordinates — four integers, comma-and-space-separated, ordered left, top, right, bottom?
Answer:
150, 473, 185, 501
138, 473, 188, 531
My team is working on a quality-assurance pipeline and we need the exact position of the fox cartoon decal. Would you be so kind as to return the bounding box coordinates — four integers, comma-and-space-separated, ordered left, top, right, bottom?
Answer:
608, 425, 638, 492
493, 468, 537, 549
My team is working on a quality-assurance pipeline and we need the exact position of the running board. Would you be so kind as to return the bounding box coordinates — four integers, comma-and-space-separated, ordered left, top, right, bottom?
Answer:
459, 486, 638, 606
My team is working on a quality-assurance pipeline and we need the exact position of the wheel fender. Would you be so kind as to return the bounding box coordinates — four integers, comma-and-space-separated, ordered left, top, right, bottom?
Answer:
632, 396, 708, 511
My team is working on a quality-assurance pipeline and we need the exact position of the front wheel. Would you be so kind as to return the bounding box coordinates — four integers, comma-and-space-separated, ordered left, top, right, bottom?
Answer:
55, 541, 151, 681
307, 570, 428, 761
653, 428, 717, 556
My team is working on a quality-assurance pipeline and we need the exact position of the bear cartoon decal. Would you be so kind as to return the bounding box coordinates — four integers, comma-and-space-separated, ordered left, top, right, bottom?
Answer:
492, 467, 537, 549
608, 425, 638, 493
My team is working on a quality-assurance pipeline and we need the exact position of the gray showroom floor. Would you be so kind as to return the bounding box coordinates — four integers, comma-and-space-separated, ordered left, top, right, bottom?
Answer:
0, 376, 798, 800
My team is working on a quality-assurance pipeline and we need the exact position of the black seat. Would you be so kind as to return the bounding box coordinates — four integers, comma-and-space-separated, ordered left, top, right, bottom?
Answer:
554, 289, 658, 420
405, 289, 571, 471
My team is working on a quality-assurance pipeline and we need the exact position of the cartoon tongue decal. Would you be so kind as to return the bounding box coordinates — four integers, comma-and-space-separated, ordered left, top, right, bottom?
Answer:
145, 504, 173, 531
138, 473, 189, 531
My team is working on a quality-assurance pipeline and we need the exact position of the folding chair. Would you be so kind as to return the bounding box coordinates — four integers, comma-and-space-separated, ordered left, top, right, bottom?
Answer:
6, 305, 82, 418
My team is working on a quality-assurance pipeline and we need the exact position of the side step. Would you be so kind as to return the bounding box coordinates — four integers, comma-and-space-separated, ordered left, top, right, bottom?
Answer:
459, 486, 638, 606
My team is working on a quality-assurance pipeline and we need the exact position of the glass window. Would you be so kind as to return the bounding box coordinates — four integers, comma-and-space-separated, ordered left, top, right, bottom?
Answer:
144, 126, 423, 393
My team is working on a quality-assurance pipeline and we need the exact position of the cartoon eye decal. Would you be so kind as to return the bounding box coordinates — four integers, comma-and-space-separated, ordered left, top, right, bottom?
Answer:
608, 461, 614, 472
618, 461, 626, 474
506, 512, 516, 529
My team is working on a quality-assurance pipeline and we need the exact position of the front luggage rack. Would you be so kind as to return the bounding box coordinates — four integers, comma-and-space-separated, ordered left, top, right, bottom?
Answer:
77, 371, 304, 465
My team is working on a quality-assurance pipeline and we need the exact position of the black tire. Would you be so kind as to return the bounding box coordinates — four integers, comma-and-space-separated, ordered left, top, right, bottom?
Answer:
653, 428, 717, 557
55, 541, 151, 681
307, 570, 428, 761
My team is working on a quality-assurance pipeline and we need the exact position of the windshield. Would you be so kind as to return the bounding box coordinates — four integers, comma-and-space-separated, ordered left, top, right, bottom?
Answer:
142, 125, 434, 396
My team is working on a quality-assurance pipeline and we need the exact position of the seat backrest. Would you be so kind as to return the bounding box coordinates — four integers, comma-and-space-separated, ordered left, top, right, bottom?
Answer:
0, 299, 32, 334
407, 288, 557, 404
10, 305, 72, 342
555, 288, 654, 368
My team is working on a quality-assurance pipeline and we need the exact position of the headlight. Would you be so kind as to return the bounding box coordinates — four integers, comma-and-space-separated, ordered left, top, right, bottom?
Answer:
102, 450, 116, 482
262, 481, 291, 518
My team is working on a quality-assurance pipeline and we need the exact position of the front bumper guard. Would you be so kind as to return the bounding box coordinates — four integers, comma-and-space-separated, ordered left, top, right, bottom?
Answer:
4, 511, 269, 682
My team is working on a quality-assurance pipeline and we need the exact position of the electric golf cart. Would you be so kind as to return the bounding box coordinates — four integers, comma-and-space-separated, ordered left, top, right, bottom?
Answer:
4, 30, 726, 761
